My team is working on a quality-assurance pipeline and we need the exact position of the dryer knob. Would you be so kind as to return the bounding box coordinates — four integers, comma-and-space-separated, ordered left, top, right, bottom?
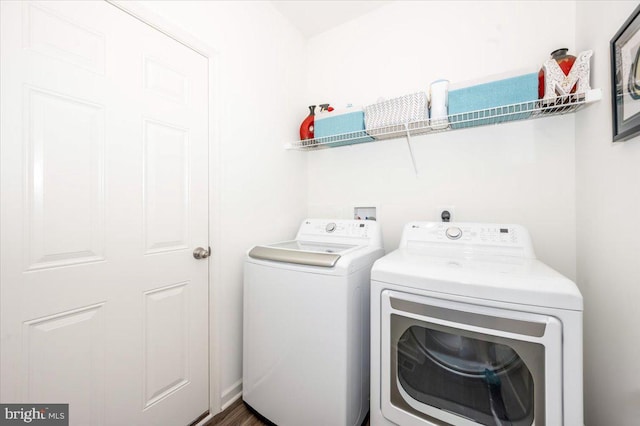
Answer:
326, 222, 337, 233
446, 226, 462, 240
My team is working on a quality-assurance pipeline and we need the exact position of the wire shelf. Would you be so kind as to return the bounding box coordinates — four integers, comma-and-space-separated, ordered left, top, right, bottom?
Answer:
285, 89, 601, 151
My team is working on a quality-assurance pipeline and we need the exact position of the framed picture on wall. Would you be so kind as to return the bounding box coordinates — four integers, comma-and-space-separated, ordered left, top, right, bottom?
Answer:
611, 4, 640, 142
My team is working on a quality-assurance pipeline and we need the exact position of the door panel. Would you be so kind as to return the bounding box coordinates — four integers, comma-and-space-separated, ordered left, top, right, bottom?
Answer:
143, 283, 190, 408
26, 87, 106, 270
1, 2, 209, 425
143, 57, 188, 105
24, 304, 106, 425
23, 2, 106, 74
143, 119, 190, 254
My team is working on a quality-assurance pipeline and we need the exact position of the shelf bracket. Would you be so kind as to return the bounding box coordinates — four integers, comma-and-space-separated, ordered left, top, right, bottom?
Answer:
404, 123, 419, 176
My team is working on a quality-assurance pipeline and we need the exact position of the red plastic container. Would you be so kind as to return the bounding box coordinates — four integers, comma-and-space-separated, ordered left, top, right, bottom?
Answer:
299, 105, 316, 140
538, 48, 577, 98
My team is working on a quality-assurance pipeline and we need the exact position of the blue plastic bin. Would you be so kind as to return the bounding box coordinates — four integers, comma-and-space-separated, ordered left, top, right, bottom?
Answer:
448, 73, 538, 129
314, 110, 373, 147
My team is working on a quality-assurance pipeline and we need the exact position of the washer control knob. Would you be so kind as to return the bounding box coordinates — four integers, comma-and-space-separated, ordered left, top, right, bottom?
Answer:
325, 222, 337, 233
446, 226, 462, 240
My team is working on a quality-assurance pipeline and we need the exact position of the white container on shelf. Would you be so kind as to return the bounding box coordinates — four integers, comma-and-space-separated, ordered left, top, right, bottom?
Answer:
364, 92, 429, 138
429, 79, 449, 130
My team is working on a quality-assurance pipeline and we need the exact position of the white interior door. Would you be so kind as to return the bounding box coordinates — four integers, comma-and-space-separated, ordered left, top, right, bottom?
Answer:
0, 1, 210, 425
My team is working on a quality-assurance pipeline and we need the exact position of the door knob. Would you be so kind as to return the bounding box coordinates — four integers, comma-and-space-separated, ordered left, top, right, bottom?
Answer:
193, 247, 211, 259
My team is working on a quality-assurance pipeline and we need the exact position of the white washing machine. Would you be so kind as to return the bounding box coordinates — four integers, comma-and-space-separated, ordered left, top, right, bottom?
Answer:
370, 222, 583, 426
243, 219, 384, 426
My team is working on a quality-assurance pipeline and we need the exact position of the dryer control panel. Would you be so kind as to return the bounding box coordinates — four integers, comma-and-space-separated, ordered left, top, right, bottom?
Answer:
400, 222, 535, 259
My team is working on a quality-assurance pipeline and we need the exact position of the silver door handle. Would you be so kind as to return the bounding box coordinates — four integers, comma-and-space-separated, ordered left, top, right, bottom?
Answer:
193, 247, 211, 259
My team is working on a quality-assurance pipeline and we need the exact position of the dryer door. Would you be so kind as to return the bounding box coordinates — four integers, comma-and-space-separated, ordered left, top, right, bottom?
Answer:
380, 290, 563, 426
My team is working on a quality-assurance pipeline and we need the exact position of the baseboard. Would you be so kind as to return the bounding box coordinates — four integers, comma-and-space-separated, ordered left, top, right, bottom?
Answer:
220, 379, 243, 411
193, 413, 214, 426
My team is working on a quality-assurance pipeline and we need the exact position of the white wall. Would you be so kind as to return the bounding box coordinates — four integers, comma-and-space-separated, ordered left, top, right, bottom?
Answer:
305, 1, 578, 278
576, 2, 640, 425
140, 1, 307, 409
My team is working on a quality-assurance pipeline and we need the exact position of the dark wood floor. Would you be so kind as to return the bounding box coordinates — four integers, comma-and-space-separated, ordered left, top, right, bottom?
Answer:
205, 399, 266, 426
206, 399, 370, 426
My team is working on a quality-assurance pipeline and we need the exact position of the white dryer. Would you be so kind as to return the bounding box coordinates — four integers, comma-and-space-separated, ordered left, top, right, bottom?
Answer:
370, 222, 583, 426
243, 219, 384, 426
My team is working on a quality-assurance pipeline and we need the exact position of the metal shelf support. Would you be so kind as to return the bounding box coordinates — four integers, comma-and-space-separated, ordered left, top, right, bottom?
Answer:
403, 122, 419, 177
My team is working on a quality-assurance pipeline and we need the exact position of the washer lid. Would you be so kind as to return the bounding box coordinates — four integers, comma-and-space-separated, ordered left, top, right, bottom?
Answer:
371, 248, 583, 311
248, 240, 358, 268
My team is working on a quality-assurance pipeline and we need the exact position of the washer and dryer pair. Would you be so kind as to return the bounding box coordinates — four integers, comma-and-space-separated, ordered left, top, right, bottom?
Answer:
243, 219, 583, 426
